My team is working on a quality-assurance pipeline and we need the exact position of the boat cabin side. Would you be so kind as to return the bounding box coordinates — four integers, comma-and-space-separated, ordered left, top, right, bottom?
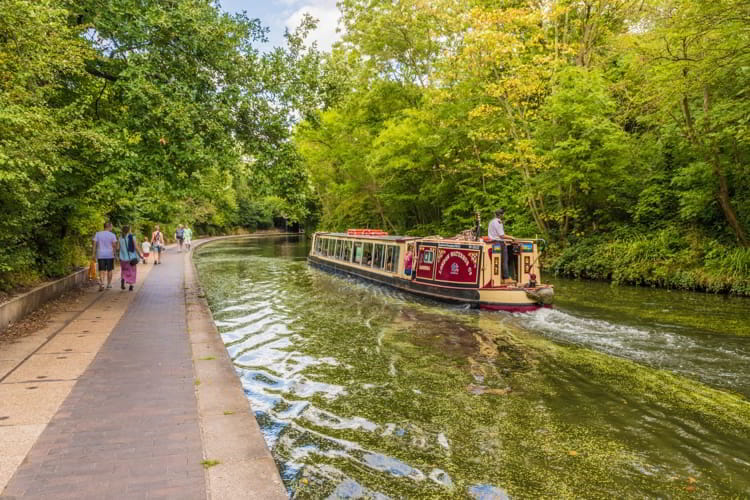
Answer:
410, 238, 541, 289
310, 232, 412, 278
483, 238, 542, 287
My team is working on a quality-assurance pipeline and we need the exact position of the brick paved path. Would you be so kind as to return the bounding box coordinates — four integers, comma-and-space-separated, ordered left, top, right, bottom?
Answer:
1, 253, 206, 499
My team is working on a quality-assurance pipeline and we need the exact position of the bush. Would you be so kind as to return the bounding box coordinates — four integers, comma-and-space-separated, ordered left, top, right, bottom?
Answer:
549, 229, 750, 295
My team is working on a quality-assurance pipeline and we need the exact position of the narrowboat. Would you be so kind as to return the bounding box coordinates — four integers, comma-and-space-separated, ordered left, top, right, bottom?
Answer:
308, 229, 554, 312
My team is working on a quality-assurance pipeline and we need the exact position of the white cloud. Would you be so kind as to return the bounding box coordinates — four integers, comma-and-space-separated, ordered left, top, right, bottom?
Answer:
285, 1, 342, 52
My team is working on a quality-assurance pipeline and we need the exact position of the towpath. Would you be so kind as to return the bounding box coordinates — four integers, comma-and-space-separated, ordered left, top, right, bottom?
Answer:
0, 240, 285, 499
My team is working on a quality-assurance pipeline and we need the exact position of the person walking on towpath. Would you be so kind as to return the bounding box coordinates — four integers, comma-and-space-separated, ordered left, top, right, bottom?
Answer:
175, 224, 185, 252
183, 225, 193, 251
117, 225, 143, 291
151, 224, 165, 264
92, 222, 117, 291
141, 239, 151, 261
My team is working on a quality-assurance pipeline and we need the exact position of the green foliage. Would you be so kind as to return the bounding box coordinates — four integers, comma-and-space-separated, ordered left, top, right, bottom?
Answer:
551, 229, 750, 294
294, 0, 750, 293
0, 0, 321, 291
534, 67, 638, 238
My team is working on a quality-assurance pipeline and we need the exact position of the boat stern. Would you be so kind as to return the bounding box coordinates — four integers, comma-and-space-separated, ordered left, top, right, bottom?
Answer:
478, 285, 553, 312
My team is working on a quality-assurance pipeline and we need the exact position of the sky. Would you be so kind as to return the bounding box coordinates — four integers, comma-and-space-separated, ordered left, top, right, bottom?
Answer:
218, 0, 343, 51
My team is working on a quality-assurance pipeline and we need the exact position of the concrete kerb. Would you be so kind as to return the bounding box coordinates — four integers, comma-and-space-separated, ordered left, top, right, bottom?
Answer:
185, 235, 293, 500
0, 268, 89, 334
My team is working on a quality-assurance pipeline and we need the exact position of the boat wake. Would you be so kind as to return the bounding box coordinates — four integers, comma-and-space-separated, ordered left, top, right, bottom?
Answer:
514, 307, 750, 396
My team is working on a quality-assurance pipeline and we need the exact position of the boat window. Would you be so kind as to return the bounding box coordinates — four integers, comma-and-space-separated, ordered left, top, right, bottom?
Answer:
327, 238, 334, 257
388, 246, 400, 272
373, 244, 385, 269
315, 237, 322, 255
342, 240, 352, 261
353, 242, 363, 264
334, 239, 343, 259
422, 248, 434, 264
319, 238, 326, 255
362, 243, 373, 266
341, 241, 347, 261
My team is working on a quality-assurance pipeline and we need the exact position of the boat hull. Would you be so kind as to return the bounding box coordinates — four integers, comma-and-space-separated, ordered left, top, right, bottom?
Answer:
480, 303, 551, 312
308, 255, 547, 312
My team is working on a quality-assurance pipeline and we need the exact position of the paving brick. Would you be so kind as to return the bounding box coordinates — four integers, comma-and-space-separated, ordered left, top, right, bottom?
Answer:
1, 255, 207, 499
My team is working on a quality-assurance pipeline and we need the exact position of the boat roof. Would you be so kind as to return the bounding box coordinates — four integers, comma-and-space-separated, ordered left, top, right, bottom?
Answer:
320, 232, 419, 241
318, 232, 492, 245
318, 232, 536, 245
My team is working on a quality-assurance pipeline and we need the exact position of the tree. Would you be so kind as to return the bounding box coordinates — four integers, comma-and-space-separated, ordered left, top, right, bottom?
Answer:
632, 0, 750, 245
0, 0, 325, 288
534, 67, 636, 239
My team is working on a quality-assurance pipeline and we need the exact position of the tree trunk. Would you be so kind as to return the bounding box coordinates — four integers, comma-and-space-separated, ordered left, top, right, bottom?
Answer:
702, 86, 749, 246
679, 82, 749, 246
521, 164, 548, 236
713, 156, 748, 246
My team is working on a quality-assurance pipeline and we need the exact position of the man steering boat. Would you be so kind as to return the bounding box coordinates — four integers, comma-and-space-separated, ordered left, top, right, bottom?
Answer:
487, 208, 515, 282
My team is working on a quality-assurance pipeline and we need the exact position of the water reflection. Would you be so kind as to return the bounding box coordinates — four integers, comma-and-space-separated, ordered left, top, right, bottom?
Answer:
195, 236, 750, 498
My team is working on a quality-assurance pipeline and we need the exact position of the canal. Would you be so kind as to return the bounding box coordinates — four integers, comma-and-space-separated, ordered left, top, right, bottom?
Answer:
194, 235, 750, 499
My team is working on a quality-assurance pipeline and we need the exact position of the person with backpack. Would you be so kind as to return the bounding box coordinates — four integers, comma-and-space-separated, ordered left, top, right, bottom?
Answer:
118, 225, 143, 291
175, 224, 185, 252
150, 225, 164, 264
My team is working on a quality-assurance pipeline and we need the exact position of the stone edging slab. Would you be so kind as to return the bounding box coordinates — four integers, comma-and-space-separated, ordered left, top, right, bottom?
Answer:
185, 235, 291, 499
0, 268, 88, 334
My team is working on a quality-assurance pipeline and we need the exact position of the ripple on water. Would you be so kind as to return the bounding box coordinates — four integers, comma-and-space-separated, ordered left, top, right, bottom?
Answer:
469, 484, 510, 500
326, 479, 391, 500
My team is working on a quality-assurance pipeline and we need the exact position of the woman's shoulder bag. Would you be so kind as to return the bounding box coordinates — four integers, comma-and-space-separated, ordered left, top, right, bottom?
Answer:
127, 234, 139, 265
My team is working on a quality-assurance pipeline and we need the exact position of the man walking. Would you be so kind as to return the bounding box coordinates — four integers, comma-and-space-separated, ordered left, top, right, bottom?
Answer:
92, 222, 117, 291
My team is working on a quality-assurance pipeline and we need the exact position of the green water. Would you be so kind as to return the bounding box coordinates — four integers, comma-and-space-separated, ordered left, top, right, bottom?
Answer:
194, 236, 750, 499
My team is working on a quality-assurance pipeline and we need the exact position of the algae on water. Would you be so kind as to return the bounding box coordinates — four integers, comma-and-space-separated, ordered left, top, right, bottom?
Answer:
195, 236, 750, 499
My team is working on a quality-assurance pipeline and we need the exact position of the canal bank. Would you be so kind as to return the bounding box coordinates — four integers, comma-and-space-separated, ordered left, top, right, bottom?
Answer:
186, 236, 287, 499
0, 236, 287, 499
